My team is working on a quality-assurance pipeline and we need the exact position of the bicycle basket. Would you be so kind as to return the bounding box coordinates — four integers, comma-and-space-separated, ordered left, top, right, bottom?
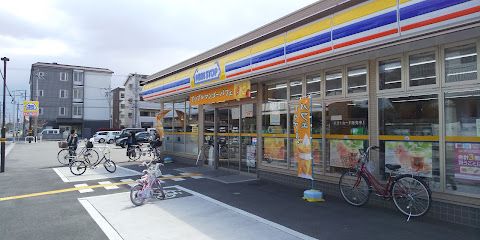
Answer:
340, 152, 359, 169
58, 141, 68, 149
86, 141, 94, 149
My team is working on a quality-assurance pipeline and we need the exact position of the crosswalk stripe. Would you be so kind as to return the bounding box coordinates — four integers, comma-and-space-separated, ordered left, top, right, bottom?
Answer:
74, 184, 94, 193
162, 174, 185, 181
120, 179, 136, 187
98, 181, 120, 190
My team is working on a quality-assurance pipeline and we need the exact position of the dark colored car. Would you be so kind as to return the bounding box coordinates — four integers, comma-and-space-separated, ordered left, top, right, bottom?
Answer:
115, 131, 152, 148
115, 128, 145, 141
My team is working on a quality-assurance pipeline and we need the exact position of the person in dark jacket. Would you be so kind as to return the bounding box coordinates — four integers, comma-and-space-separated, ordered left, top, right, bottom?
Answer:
126, 131, 137, 157
66, 129, 78, 157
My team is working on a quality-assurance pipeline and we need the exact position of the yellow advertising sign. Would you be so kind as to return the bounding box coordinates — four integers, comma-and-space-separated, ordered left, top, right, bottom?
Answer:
293, 97, 312, 179
23, 101, 39, 116
190, 81, 250, 105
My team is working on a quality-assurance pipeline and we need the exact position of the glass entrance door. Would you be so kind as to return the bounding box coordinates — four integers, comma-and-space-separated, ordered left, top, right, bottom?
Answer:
217, 107, 240, 170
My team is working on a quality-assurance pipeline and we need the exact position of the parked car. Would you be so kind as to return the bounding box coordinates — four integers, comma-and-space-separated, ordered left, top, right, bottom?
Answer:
105, 131, 121, 144
93, 131, 109, 143
115, 131, 152, 148
115, 128, 145, 141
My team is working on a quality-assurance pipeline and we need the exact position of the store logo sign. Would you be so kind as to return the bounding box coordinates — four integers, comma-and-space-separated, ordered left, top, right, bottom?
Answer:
194, 62, 220, 85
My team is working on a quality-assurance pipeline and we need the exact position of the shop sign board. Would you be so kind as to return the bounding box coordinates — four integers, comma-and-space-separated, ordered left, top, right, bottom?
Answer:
23, 101, 39, 116
193, 62, 220, 85
190, 81, 250, 105
293, 97, 312, 179
330, 139, 364, 168
454, 143, 480, 181
385, 141, 433, 177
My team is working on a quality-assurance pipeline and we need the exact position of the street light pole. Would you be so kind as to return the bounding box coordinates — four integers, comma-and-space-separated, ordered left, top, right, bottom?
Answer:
1, 57, 9, 173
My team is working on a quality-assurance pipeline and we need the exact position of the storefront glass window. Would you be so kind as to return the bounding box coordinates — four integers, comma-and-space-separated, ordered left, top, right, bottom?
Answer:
326, 100, 368, 174
347, 65, 367, 94
262, 84, 288, 167
379, 58, 402, 90
378, 95, 439, 190
325, 70, 342, 96
250, 84, 257, 99
265, 82, 288, 101
241, 103, 257, 173
445, 43, 477, 83
312, 100, 323, 173
306, 75, 321, 97
173, 101, 186, 152
409, 51, 436, 87
163, 102, 174, 151
290, 80, 303, 100
445, 90, 480, 195
185, 101, 199, 155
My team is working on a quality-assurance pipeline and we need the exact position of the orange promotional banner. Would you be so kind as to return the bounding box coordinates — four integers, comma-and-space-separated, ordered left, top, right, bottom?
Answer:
294, 97, 312, 179
155, 110, 171, 140
190, 81, 250, 105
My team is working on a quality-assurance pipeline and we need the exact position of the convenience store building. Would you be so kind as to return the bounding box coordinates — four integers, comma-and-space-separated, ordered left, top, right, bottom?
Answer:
141, 0, 480, 226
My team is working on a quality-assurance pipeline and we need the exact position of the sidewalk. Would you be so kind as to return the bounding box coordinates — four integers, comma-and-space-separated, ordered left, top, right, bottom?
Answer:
148, 161, 480, 240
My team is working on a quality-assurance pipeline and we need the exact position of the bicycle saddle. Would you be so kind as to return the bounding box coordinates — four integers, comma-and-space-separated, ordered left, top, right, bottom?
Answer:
385, 164, 401, 171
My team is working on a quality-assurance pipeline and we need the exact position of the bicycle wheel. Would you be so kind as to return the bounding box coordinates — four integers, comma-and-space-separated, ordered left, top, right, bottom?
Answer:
57, 149, 71, 165
104, 160, 116, 173
70, 161, 87, 176
128, 147, 141, 161
130, 184, 146, 206
339, 170, 371, 206
391, 175, 431, 217
83, 149, 99, 164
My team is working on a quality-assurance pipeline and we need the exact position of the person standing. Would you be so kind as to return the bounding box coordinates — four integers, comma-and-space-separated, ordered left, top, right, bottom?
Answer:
66, 129, 78, 158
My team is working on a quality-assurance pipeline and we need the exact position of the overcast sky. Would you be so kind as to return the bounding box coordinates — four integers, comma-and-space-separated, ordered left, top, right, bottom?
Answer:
0, 0, 317, 101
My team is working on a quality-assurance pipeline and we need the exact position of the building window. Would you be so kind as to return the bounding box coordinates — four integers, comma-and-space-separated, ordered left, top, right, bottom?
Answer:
120, 93, 125, 99
326, 100, 368, 174
325, 70, 342, 96
445, 43, 477, 83
265, 82, 288, 101
59, 107, 66, 116
378, 94, 439, 190
73, 88, 83, 100
60, 72, 68, 81
306, 75, 321, 97
289, 80, 303, 100
37, 90, 44, 97
73, 105, 82, 116
73, 71, 84, 85
120, 104, 125, 109
379, 58, 402, 90
128, 113, 133, 118
445, 90, 480, 195
347, 65, 367, 94
39, 108, 44, 115
140, 111, 149, 117
409, 51, 436, 87
59, 89, 68, 98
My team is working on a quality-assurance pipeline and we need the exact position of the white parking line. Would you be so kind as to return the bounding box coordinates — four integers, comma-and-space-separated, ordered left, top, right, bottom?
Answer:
162, 174, 185, 181
74, 184, 94, 193
78, 199, 123, 240
98, 181, 119, 190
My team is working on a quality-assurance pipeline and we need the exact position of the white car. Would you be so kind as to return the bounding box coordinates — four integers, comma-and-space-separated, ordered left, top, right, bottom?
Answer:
93, 131, 109, 143
105, 131, 121, 144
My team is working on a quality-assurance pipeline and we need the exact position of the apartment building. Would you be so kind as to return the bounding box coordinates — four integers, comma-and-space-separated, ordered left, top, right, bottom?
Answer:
111, 86, 125, 129
122, 73, 160, 128
29, 62, 113, 137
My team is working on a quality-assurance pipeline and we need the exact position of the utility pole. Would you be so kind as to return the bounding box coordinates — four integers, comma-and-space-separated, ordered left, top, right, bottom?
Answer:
22, 90, 26, 137
1, 57, 9, 173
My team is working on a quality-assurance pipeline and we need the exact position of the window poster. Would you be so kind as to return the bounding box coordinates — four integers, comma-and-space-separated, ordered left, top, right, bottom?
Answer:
329, 140, 364, 168
270, 114, 280, 126
385, 141, 433, 177
454, 143, 480, 181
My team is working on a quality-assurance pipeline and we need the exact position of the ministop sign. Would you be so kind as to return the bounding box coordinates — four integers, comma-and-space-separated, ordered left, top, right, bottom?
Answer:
23, 101, 39, 116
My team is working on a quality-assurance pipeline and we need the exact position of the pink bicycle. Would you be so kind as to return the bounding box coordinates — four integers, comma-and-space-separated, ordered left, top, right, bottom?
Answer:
130, 161, 167, 206
339, 146, 431, 219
